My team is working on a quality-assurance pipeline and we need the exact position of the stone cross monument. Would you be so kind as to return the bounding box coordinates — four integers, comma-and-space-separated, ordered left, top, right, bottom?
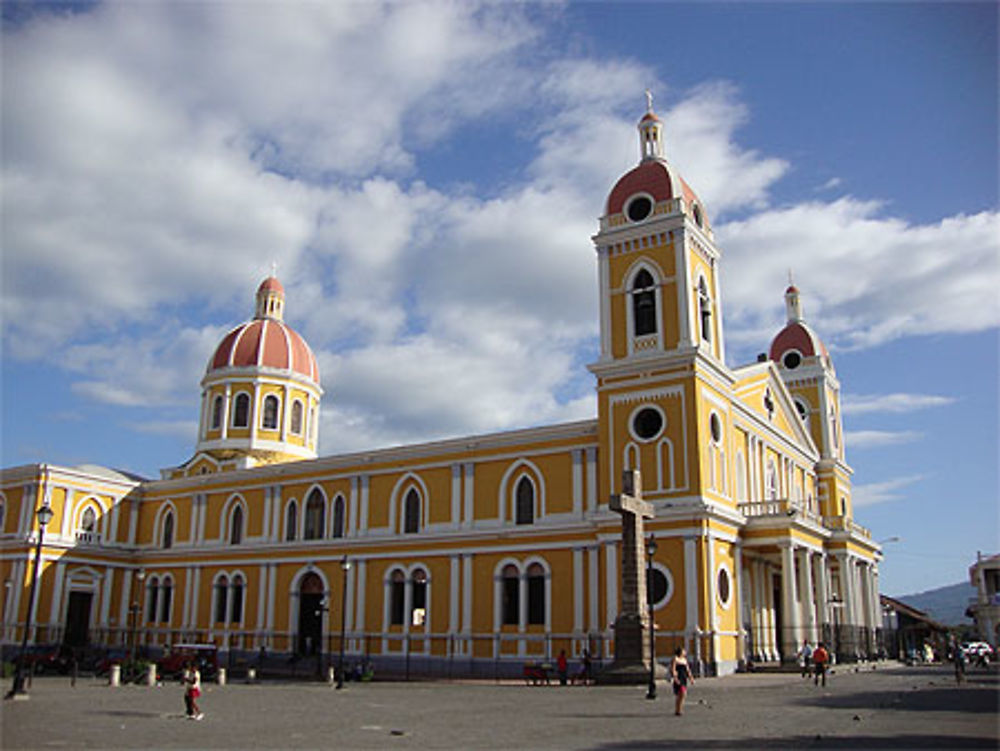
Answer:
599, 469, 665, 683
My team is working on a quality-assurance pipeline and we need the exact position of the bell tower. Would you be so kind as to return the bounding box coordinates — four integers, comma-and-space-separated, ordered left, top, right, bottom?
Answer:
589, 96, 726, 503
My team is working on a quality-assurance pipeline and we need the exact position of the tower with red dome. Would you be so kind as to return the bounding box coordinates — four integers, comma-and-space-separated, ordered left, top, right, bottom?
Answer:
171, 276, 323, 476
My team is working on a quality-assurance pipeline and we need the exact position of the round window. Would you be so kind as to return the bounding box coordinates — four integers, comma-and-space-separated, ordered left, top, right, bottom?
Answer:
717, 567, 731, 607
783, 351, 802, 369
646, 568, 670, 607
709, 412, 722, 443
626, 195, 653, 222
632, 407, 664, 441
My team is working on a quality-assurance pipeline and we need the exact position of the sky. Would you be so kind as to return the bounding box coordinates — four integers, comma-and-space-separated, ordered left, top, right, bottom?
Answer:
2, 1, 997, 597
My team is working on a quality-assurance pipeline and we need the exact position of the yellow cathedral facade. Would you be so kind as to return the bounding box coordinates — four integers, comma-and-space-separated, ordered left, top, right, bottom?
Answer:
1, 103, 882, 678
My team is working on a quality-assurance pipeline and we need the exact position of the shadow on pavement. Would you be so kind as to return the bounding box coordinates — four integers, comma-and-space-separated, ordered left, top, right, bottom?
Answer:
793, 687, 999, 714
592, 734, 997, 749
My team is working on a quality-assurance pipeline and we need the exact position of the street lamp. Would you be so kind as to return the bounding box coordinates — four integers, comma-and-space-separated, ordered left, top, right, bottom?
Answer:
336, 556, 351, 689
6, 503, 54, 699
645, 535, 658, 701
315, 597, 329, 682
130, 568, 146, 674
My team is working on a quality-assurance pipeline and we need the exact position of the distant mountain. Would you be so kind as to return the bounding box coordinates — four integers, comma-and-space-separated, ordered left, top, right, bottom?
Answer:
897, 582, 975, 626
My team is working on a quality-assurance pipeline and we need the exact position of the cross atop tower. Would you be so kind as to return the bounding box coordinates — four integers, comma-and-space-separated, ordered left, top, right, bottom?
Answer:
645, 89, 654, 113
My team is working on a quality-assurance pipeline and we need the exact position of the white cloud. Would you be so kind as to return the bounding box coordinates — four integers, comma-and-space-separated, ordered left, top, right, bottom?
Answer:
853, 475, 924, 507
815, 177, 842, 192
845, 430, 922, 449
719, 200, 1000, 359
842, 393, 957, 416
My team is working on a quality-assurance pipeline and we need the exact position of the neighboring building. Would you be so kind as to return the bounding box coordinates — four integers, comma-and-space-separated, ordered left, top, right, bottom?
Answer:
967, 552, 1000, 648
880, 594, 948, 661
0, 102, 882, 677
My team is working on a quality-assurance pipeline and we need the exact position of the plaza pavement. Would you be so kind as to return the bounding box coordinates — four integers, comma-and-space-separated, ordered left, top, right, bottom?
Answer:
1, 662, 997, 749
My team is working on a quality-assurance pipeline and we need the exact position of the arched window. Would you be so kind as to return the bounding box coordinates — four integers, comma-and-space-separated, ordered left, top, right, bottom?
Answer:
0, 499, 5, 532
290, 400, 304, 435
501, 564, 519, 626
403, 489, 420, 534
230, 505, 244, 545
515, 477, 534, 525
526, 563, 546, 625
410, 569, 427, 627
698, 277, 712, 343
332, 496, 345, 538
214, 575, 228, 622
390, 570, 405, 626
146, 577, 159, 623
262, 394, 279, 430
160, 578, 173, 623
632, 269, 657, 336
233, 393, 251, 428
210, 396, 223, 430
285, 501, 297, 542
304, 490, 325, 540
230, 574, 245, 623
162, 511, 174, 549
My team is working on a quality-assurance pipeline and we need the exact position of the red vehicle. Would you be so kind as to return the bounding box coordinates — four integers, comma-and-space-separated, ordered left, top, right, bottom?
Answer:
156, 643, 219, 680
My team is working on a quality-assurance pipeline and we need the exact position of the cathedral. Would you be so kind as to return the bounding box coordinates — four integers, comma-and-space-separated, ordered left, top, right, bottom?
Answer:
0, 102, 882, 677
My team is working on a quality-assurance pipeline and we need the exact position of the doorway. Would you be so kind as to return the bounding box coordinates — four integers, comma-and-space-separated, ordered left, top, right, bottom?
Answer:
64, 591, 93, 648
297, 573, 323, 656
772, 575, 784, 661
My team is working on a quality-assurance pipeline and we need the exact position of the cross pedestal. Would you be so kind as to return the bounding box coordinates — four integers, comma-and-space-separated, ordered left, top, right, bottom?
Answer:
598, 469, 668, 684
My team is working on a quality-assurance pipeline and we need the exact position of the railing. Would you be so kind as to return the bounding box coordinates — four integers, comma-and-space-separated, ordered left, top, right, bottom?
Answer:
74, 531, 101, 545
740, 498, 822, 524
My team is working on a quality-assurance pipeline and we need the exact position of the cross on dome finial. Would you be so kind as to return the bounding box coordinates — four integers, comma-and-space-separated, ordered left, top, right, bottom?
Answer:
270, 260, 278, 278
645, 89, 654, 113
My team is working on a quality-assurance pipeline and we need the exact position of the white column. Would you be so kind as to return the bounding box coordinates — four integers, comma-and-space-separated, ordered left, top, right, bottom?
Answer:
815, 554, 830, 632
359, 476, 370, 535
354, 560, 367, 650
220, 384, 231, 440
585, 448, 598, 514
450, 465, 461, 529
798, 548, 817, 642
587, 546, 599, 632
572, 547, 584, 635
349, 477, 359, 537
449, 555, 460, 634
265, 564, 277, 644
780, 542, 800, 660
463, 464, 475, 527
684, 536, 699, 643
734, 545, 745, 664
461, 555, 472, 653
100, 567, 115, 628
48, 561, 66, 629
605, 541, 618, 627
706, 533, 719, 664
598, 249, 611, 358
255, 564, 268, 639
571, 450, 583, 517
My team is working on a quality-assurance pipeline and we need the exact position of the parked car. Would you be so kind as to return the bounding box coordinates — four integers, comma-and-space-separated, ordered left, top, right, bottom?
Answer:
961, 642, 994, 661
156, 643, 219, 680
21, 645, 71, 675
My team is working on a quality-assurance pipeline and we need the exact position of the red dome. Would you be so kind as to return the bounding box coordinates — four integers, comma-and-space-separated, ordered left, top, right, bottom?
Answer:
257, 276, 284, 295
606, 160, 700, 217
769, 321, 829, 362
208, 318, 319, 382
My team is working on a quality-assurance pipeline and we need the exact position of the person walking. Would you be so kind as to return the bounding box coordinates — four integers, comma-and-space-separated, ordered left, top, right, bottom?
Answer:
952, 640, 966, 685
811, 642, 829, 687
557, 650, 568, 686
797, 640, 813, 678
183, 661, 204, 720
670, 646, 693, 715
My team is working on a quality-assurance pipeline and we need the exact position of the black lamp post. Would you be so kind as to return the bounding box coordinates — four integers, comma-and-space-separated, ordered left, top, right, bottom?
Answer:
315, 597, 329, 682
336, 556, 351, 689
6, 503, 54, 699
129, 568, 146, 674
645, 535, 658, 701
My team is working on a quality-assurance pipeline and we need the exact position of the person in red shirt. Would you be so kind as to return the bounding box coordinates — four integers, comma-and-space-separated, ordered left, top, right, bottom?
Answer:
557, 650, 568, 686
812, 643, 829, 687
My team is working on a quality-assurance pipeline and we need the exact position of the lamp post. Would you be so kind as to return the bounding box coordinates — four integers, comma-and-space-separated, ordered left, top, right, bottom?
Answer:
645, 535, 658, 701
6, 503, 54, 699
315, 597, 329, 682
336, 556, 351, 689
129, 568, 146, 675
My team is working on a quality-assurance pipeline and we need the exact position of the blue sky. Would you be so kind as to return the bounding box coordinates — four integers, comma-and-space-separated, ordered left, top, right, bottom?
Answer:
2, 1, 997, 597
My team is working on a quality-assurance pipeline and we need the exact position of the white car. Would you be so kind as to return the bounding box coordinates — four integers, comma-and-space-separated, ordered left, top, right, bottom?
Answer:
961, 642, 994, 660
